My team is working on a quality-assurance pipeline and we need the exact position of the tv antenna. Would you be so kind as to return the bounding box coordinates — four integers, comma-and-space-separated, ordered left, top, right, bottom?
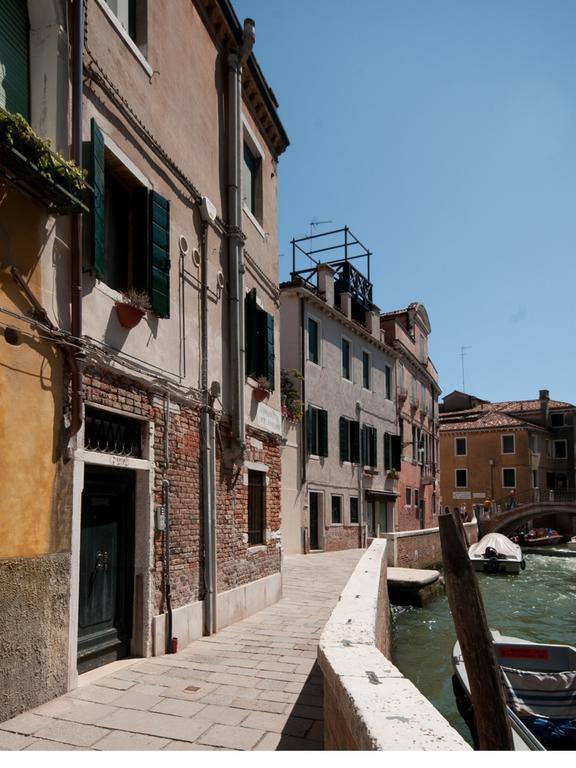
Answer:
309, 218, 332, 238
460, 346, 471, 391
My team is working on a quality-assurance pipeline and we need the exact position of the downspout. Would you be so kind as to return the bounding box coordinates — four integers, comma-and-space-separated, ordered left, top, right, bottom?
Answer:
69, 0, 84, 438
227, 18, 255, 457
199, 218, 217, 635
356, 400, 365, 547
162, 393, 176, 653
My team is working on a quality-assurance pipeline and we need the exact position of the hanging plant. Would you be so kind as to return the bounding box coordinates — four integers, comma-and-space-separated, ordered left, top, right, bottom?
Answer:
281, 368, 303, 422
115, 288, 151, 329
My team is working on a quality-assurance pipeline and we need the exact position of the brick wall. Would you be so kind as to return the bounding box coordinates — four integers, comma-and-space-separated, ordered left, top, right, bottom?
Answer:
324, 525, 361, 552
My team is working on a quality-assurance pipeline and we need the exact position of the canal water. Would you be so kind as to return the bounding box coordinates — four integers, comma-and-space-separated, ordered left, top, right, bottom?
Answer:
391, 551, 576, 745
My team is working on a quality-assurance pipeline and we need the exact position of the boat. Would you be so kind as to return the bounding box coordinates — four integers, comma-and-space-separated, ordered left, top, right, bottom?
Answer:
452, 630, 576, 750
468, 533, 525, 574
523, 527, 564, 546
565, 536, 576, 551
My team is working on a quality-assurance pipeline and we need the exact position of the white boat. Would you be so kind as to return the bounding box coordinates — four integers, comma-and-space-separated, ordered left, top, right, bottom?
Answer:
452, 630, 576, 750
468, 533, 525, 574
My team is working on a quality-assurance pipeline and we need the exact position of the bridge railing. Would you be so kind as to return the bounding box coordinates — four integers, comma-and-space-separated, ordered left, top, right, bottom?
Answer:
489, 488, 576, 517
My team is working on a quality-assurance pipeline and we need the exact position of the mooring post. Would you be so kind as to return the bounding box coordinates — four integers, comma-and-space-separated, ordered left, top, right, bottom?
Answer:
439, 514, 513, 751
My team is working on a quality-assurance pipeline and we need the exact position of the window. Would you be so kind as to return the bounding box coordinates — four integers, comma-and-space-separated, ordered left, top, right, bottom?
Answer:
531, 470, 538, 489
101, 0, 148, 56
0, 0, 29, 118
308, 317, 319, 364
307, 406, 328, 457
106, 0, 136, 39
339, 417, 360, 463
384, 365, 392, 400
414, 489, 419, 510
455, 437, 467, 456
550, 413, 565, 428
502, 468, 516, 488
411, 375, 417, 404
90, 120, 171, 317
350, 497, 359, 524
405, 487, 412, 506
361, 425, 377, 468
242, 121, 264, 226
529, 434, 539, 453
362, 351, 371, 389
245, 288, 275, 389
341, 338, 351, 380
331, 495, 342, 525
553, 440, 567, 459
383, 432, 401, 471
247, 470, 266, 545
419, 335, 426, 363
455, 469, 467, 488
501, 435, 515, 454
399, 363, 405, 392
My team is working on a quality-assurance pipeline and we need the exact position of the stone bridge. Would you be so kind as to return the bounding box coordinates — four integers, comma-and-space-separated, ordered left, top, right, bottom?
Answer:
481, 501, 576, 535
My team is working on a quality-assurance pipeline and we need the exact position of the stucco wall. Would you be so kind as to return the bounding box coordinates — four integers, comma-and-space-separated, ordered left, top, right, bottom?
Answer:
0, 554, 71, 723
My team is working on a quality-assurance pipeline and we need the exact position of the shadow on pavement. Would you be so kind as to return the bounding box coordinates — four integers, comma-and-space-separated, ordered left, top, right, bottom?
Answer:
276, 661, 324, 750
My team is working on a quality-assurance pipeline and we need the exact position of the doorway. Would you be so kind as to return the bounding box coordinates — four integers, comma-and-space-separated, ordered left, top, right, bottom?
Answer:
309, 492, 322, 550
77, 467, 136, 673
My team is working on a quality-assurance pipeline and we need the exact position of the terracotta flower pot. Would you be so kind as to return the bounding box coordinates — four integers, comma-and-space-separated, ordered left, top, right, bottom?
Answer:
254, 387, 269, 403
115, 302, 145, 329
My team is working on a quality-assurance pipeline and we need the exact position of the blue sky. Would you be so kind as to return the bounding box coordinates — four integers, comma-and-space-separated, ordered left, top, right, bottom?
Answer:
234, 0, 576, 405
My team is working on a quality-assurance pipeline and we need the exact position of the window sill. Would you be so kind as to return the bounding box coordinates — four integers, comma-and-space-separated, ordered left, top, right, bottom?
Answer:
243, 203, 265, 239
96, 0, 153, 78
248, 544, 267, 553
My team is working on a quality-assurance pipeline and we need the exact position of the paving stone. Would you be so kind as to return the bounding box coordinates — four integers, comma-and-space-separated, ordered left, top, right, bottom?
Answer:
94, 677, 135, 691
253, 731, 283, 750
208, 672, 257, 688
197, 724, 264, 750
163, 741, 218, 750
0, 730, 36, 749
111, 691, 165, 711
93, 731, 170, 750
254, 678, 288, 692
25, 738, 82, 750
0, 713, 53, 735
68, 685, 125, 704
95, 709, 212, 743
258, 690, 299, 704
231, 698, 288, 715
150, 699, 206, 718
276, 735, 323, 751
33, 721, 111, 747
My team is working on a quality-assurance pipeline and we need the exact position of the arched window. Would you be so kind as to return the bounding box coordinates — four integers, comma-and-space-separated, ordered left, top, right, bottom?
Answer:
0, 0, 29, 118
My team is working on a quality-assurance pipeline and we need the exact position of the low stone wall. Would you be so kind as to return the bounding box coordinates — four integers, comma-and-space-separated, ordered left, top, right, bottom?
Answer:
318, 540, 471, 750
381, 519, 479, 568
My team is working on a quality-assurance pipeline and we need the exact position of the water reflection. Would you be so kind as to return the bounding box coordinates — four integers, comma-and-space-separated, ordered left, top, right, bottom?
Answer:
391, 553, 576, 744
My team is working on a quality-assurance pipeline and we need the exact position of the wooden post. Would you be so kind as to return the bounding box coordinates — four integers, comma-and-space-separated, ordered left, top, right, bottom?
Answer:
439, 514, 513, 750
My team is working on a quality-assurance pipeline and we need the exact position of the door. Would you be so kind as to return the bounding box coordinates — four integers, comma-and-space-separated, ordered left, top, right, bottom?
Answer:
309, 492, 320, 550
378, 501, 389, 534
367, 500, 375, 538
78, 467, 135, 673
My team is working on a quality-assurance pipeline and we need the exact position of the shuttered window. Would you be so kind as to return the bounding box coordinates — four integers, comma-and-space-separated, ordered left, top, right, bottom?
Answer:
361, 425, 377, 468
307, 406, 328, 457
89, 119, 170, 316
0, 0, 29, 118
339, 417, 360, 463
245, 289, 275, 390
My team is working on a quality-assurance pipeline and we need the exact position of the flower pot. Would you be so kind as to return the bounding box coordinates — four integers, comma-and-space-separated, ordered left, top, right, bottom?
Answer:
115, 302, 145, 329
254, 387, 269, 403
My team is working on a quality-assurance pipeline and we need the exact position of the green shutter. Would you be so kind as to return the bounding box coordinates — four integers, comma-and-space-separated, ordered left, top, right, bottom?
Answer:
391, 435, 402, 470
245, 289, 257, 377
307, 406, 313, 456
0, 0, 29, 118
132, 186, 149, 293
351, 421, 360, 464
90, 119, 105, 277
339, 417, 348, 462
265, 313, 275, 390
149, 190, 170, 317
319, 409, 328, 457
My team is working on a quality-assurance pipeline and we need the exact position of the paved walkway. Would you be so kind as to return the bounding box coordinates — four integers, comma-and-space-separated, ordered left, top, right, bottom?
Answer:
0, 549, 363, 751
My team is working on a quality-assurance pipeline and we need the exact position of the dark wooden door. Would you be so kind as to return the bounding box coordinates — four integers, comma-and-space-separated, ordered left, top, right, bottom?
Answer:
309, 492, 319, 550
78, 467, 135, 673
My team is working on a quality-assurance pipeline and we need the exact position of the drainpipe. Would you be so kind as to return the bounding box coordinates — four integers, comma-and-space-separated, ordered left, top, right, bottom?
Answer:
68, 0, 84, 438
356, 400, 366, 547
227, 19, 255, 457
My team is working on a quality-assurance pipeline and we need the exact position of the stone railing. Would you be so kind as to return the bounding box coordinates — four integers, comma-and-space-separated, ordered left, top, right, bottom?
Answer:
318, 539, 471, 750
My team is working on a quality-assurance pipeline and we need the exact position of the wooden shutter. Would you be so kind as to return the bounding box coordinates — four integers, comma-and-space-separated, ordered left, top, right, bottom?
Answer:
351, 421, 360, 463
90, 119, 106, 277
370, 427, 377, 468
265, 313, 275, 390
149, 190, 170, 318
0, 0, 29, 117
132, 186, 149, 294
306, 406, 313, 456
339, 417, 348, 462
245, 289, 257, 378
319, 409, 328, 457
391, 435, 401, 470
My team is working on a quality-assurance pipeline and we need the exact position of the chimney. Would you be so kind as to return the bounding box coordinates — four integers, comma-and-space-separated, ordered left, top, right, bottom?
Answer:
317, 263, 335, 307
539, 389, 549, 424
539, 389, 549, 401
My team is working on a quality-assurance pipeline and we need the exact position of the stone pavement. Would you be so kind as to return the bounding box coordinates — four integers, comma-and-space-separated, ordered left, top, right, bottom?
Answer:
0, 548, 363, 751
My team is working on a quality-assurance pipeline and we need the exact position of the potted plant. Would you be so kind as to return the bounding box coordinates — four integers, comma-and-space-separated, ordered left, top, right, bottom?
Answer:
253, 376, 271, 403
115, 288, 151, 329
281, 368, 303, 422
387, 468, 399, 479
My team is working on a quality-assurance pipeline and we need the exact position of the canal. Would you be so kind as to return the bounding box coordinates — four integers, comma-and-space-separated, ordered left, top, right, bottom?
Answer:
391, 551, 576, 745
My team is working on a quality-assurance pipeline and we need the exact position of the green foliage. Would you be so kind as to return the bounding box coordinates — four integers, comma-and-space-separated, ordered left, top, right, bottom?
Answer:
0, 110, 88, 195
281, 368, 303, 423
123, 288, 152, 311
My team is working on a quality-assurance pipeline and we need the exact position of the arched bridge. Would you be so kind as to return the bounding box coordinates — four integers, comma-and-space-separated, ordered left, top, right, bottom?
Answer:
480, 490, 576, 535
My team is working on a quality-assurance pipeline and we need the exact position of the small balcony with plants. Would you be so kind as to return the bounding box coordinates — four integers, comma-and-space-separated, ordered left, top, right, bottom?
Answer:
0, 110, 89, 215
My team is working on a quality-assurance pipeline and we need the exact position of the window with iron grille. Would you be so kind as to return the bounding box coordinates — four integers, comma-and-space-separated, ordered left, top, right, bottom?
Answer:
84, 406, 143, 457
247, 470, 266, 546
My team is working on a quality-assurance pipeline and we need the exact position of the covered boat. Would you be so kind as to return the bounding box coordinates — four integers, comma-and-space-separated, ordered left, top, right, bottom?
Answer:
452, 631, 576, 750
468, 533, 525, 574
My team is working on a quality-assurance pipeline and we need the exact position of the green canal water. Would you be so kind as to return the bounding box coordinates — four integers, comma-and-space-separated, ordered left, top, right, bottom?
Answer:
391, 551, 576, 745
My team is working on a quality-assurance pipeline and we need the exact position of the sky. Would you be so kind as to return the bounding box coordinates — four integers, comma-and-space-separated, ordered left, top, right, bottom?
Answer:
234, 0, 576, 406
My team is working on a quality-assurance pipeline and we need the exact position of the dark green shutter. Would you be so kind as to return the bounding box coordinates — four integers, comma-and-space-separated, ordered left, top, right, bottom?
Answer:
90, 119, 106, 277
351, 421, 360, 463
391, 435, 401, 470
149, 190, 170, 317
319, 409, 328, 457
245, 289, 257, 377
132, 186, 149, 293
370, 427, 377, 468
339, 417, 348, 462
265, 313, 275, 390
306, 406, 313, 456
0, 0, 29, 118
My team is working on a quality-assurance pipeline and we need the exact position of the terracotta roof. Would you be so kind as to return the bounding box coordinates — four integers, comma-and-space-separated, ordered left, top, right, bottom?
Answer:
492, 399, 573, 412
440, 410, 534, 432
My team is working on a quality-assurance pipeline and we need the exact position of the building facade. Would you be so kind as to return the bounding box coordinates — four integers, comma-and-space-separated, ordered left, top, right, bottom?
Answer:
0, 0, 288, 722
439, 389, 576, 519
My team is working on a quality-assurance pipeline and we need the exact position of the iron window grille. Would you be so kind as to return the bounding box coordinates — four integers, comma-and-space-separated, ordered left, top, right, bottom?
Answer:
84, 406, 143, 457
